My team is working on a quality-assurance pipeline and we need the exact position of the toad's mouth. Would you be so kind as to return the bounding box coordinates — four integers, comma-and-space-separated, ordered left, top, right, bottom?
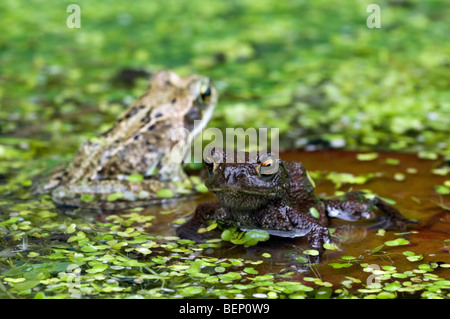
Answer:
210, 188, 277, 211
207, 186, 278, 197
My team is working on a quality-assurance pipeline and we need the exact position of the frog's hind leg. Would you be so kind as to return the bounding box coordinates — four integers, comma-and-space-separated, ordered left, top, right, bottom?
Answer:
323, 191, 409, 231
51, 179, 193, 210
31, 165, 67, 195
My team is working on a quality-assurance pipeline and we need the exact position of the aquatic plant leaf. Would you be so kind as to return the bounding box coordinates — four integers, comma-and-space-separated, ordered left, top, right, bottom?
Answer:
156, 189, 174, 198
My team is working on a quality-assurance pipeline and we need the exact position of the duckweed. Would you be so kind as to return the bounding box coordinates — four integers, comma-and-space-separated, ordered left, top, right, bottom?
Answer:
156, 189, 175, 198
221, 228, 270, 247
309, 207, 320, 219
325, 172, 376, 189
385, 158, 400, 166
435, 185, 450, 195
0, 0, 449, 300
384, 238, 410, 247
127, 174, 144, 183
356, 153, 379, 162
303, 250, 320, 256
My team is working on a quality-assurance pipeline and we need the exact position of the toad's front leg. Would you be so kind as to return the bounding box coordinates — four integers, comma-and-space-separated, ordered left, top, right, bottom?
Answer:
279, 207, 333, 264
323, 191, 409, 231
176, 201, 222, 242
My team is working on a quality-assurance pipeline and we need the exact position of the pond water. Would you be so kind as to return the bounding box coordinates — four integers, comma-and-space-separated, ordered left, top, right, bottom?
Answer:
0, 149, 449, 299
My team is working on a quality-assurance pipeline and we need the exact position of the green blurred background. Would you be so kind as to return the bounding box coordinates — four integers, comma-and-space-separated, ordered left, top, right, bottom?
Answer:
0, 0, 449, 300
0, 0, 449, 158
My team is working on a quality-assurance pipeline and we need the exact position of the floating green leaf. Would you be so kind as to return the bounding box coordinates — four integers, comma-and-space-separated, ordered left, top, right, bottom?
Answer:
127, 174, 144, 183
106, 192, 124, 202
435, 185, 450, 195
221, 228, 269, 247
384, 238, 410, 246
385, 158, 400, 165
86, 263, 108, 274
323, 242, 340, 250
179, 286, 203, 296
356, 152, 379, 161
303, 249, 320, 256
156, 189, 174, 198
329, 263, 353, 269
244, 267, 259, 275
309, 207, 320, 219
195, 183, 209, 193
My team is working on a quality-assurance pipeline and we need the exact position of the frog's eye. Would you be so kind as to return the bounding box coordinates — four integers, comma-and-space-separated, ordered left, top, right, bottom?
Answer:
199, 82, 212, 105
258, 155, 279, 175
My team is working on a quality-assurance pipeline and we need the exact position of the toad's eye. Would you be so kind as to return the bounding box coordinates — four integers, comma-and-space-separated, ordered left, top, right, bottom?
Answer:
262, 159, 273, 166
204, 156, 214, 169
204, 153, 220, 172
199, 82, 212, 105
259, 155, 279, 175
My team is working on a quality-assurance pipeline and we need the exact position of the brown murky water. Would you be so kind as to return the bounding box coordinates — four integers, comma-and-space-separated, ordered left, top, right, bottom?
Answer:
281, 150, 450, 287
98, 150, 450, 291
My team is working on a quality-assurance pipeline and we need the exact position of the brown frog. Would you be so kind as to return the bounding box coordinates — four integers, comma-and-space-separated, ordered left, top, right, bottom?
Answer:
33, 70, 218, 209
177, 147, 408, 263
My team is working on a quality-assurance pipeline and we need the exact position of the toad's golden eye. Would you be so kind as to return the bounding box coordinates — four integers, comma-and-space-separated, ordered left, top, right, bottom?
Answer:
199, 82, 212, 105
261, 159, 273, 167
204, 156, 215, 173
259, 155, 278, 175
205, 156, 214, 166
204, 153, 221, 172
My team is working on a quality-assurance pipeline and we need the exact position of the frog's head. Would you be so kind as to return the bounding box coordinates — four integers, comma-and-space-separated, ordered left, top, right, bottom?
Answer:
203, 147, 289, 212
149, 70, 217, 135
183, 74, 217, 133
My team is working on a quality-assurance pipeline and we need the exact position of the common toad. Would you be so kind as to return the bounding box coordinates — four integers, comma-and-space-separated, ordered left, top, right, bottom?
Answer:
177, 147, 408, 263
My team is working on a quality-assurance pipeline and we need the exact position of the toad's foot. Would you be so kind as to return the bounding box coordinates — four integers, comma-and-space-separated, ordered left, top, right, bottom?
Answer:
176, 201, 222, 242
323, 191, 410, 231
